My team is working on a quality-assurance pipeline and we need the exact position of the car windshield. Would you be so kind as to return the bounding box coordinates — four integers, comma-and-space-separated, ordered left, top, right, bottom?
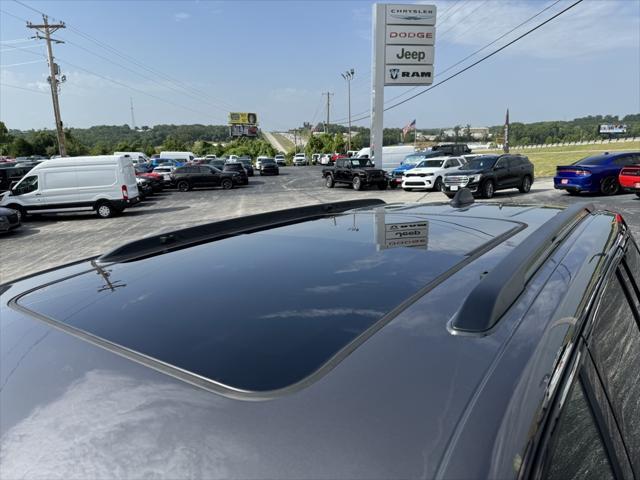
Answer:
417, 159, 444, 168
262, 159, 275, 165
402, 156, 423, 165
465, 156, 497, 169
350, 158, 373, 168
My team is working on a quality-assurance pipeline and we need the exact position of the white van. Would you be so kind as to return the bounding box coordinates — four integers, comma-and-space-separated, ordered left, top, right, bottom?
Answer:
356, 146, 416, 171
114, 151, 150, 165
0, 155, 139, 219
160, 151, 195, 163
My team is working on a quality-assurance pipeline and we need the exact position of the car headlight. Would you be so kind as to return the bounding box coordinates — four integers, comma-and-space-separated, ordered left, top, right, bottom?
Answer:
468, 174, 482, 183
0, 216, 7, 223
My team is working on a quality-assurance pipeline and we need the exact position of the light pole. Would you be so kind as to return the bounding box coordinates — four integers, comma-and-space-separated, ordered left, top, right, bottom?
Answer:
341, 68, 354, 152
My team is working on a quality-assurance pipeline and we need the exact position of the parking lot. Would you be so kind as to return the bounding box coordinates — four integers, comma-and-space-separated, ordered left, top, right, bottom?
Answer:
1, 165, 639, 283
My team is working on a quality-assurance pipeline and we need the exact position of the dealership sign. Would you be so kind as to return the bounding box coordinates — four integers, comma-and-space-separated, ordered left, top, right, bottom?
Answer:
383, 4, 437, 86
599, 124, 627, 134
375, 210, 429, 250
228, 112, 258, 125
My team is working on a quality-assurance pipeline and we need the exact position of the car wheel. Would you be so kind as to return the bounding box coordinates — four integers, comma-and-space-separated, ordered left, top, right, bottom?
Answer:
600, 176, 619, 196
433, 177, 443, 192
177, 180, 190, 192
221, 178, 233, 190
481, 180, 495, 199
325, 175, 335, 188
7, 204, 26, 221
352, 176, 362, 191
519, 175, 532, 193
389, 182, 398, 189
377, 181, 388, 190
96, 201, 114, 218
636, 192, 640, 198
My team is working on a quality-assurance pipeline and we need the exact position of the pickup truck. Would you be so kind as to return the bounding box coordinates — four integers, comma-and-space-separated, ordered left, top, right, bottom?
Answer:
323, 157, 388, 190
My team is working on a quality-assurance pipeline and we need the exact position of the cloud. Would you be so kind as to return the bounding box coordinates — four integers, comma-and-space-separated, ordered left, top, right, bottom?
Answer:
269, 87, 311, 103
174, 12, 191, 22
436, 0, 639, 59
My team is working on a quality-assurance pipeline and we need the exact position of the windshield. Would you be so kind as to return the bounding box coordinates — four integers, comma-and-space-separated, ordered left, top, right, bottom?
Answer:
262, 159, 276, 165
350, 158, 373, 168
403, 155, 425, 165
417, 159, 444, 168
465, 156, 497, 170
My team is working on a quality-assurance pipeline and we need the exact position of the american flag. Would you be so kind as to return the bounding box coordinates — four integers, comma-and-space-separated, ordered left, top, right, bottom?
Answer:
403, 119, 416, 137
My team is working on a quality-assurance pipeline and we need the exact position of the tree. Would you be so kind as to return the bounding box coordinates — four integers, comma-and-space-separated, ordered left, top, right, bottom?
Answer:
453, 125, 461, 142
9, 137, 33, 157
31, 131, 57, 155
305, 134, 324, 159
90, 141, 110, 155
162, 135, 186, 151
0, 121, 14, 155
463, 124, 471, 141
332, 133, 345, 153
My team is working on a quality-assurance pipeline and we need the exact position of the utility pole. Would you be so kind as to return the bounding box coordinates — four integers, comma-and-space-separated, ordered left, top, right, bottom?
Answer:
130, 97, 136, 130
28, 15, 67, 157
323, 92, 333, 134
341, 69, 355, 151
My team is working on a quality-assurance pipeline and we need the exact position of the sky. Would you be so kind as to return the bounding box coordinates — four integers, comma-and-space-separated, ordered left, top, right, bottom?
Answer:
1, 0, 639, 132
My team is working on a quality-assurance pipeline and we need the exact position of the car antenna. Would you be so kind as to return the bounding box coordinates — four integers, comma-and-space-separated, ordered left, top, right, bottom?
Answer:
449, 188, 475, 208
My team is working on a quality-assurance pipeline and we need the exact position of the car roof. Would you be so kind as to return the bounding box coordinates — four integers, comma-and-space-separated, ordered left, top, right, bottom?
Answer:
0, 200, 624, 478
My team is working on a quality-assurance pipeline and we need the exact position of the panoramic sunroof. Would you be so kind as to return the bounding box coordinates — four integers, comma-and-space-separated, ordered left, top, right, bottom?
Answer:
13, 206, 520, 395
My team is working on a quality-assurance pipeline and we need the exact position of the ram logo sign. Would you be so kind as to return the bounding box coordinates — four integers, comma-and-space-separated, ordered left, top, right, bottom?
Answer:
385, 65, 433, 85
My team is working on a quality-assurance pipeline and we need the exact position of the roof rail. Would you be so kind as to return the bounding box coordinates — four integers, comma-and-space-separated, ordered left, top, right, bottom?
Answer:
99, 199, 385, 263
451, 202, 594, 334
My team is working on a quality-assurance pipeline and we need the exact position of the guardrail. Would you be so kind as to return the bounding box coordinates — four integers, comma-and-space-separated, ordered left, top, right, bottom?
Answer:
502, 136, 638, 151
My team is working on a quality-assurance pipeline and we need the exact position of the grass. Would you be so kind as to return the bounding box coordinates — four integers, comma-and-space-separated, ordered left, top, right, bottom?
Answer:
269, 132, 295, 152
483, 141, 640, 177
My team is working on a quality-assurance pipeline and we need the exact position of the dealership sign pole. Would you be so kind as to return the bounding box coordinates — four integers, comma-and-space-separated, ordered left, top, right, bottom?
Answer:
370, 4, 436, 169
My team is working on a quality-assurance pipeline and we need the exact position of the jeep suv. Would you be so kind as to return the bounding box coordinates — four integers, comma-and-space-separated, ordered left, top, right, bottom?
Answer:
1, 194, 638, 479
443, 153, 534, 198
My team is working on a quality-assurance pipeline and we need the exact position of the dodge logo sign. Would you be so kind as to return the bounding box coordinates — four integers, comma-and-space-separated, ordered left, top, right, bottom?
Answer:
385, 25, 436, 45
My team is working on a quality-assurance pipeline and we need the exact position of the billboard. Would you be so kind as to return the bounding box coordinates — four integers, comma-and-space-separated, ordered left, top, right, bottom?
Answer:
230, 125, 258, 137
228, 112, 258, 125
599, 124, 627, 134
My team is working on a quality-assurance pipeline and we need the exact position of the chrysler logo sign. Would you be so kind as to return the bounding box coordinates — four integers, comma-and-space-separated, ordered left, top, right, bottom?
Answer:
388, 7, 435, 22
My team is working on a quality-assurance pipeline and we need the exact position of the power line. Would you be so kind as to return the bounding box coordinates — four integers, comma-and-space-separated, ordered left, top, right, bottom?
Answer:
0, 59, 44, 68
0, 82, 48, 94
341, 0, 584, 125
12, 0, 237, 112
437, 0, 489, 38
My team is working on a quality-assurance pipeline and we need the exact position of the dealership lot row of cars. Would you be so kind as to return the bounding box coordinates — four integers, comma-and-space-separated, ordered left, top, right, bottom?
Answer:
1, 147, 639, 235
0, 152, 285, 233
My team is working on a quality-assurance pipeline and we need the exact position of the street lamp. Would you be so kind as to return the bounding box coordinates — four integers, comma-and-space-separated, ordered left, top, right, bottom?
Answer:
341, 68, 355, 152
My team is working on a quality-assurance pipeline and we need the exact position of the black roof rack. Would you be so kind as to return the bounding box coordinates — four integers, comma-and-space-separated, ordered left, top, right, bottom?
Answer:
451, 202, 594, 334
99, 199, 385, 263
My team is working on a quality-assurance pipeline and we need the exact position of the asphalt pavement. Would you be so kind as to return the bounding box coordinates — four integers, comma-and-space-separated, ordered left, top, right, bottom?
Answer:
1, 165, 639, 283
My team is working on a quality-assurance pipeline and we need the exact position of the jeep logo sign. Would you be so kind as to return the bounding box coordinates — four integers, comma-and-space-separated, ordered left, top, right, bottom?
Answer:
384, 65, 434, 85
385, 25, 435, 45
385, 45, 434, 65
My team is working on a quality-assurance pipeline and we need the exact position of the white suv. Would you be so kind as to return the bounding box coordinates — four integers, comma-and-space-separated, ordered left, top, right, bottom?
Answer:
293, 153, 307, 166
402, 156, 464, 191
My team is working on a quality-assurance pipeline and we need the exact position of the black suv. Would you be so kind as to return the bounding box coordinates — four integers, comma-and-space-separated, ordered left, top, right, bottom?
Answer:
1, 194, 638, 479
223, 163, 249, 185
431, 143, 471, 156
443, 153, 534, 198
172, 165, 237, 191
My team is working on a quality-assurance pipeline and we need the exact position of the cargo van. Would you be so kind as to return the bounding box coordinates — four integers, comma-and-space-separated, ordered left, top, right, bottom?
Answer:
0, 155, 139, 219
114, 151, 150, 165
355, 146, 416, 170
160, 151, 195, 163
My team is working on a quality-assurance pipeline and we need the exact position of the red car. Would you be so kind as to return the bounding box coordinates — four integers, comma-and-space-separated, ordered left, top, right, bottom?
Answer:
135, 169, 164, 192
619, 165, 640, 198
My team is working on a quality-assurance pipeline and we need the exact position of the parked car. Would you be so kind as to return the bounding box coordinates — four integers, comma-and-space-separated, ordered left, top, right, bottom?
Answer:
554, 151, 640, 196
223, 163, 249, 185
274, 154, 286, 166
619, 165, 640, 197
443, 154, 534, 199
135, 166, 164, 191
208, 159, 227, 170
389, 151, 447, 188
293, 153, 308, 166
319, 153, 333, 166
311, 153, 321, 165
0, 166, 33, 193
255, 156, 270, 170
0, 155, 139, 219
172, 165, 237, 191
1, 196, 638, 479
114, 152, 150, 165
237, 158, 254, 176
160, 151, 195, 164
153, 166, 176, 186
259, 158, 279, 176
402, 156, 465, 191
355, 145, 416, 170
323, 157, 387, 190
0, 206, 21, 233
136, 177, 153, 200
